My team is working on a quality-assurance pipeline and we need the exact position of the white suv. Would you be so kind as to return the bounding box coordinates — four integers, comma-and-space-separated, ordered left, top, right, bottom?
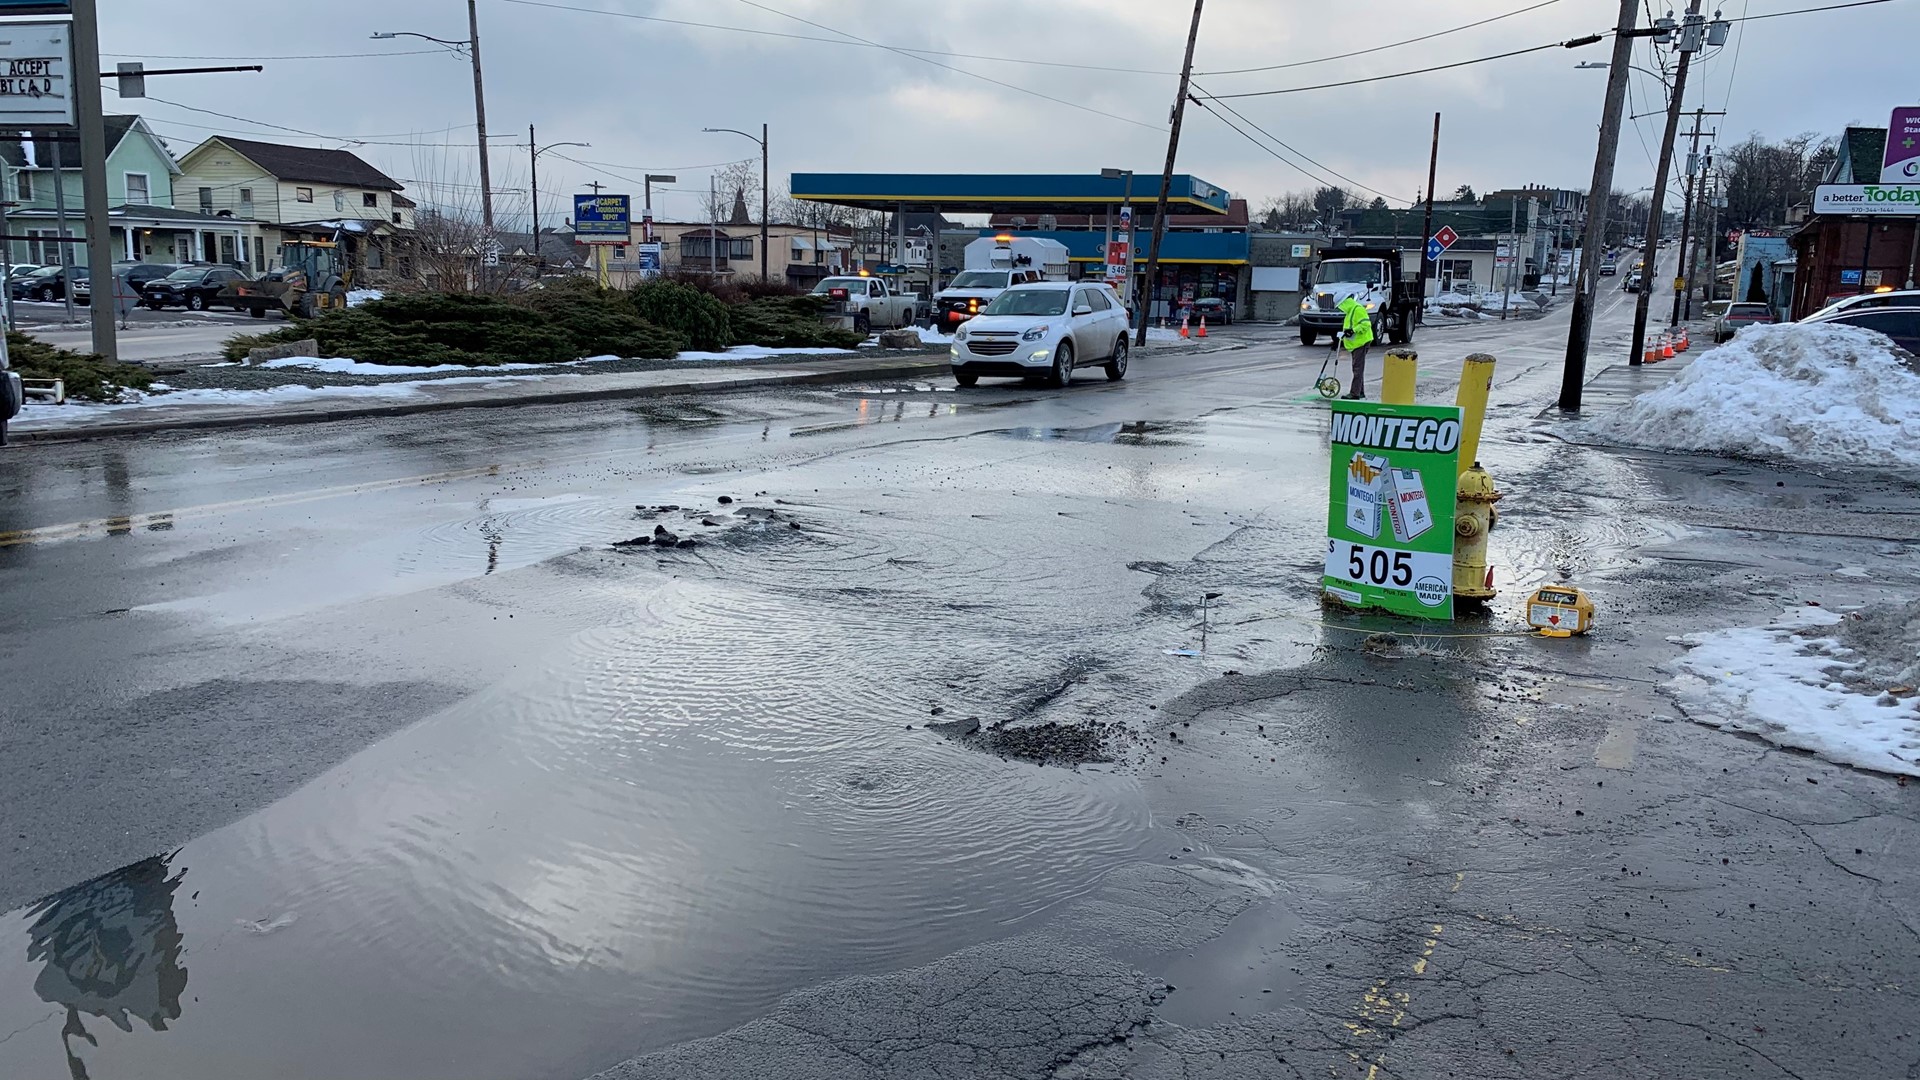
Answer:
949, 281, 1131, 387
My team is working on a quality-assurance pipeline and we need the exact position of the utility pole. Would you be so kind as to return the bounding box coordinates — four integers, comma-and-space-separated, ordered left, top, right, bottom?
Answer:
760, 122, 769, 281
1137, 0, 1204, 347
50, 137, 75, 324
1669, 109, 1721, 326
72, 0, 115, 359
1417, 112, 1440, 323
1630, 0, 1708, 370
467, 0, 493, 234
1559, 0, 1640, 411
528, 123, 539, 270
1502, 196, 1517, 320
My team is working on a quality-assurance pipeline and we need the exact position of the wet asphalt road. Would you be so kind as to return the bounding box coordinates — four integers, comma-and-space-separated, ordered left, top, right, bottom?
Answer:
1, 270, 1917, 1080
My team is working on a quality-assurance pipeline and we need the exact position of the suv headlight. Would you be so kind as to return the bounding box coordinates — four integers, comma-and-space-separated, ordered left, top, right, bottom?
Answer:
955, 326, 968, 340
1021, 325, 1050, 341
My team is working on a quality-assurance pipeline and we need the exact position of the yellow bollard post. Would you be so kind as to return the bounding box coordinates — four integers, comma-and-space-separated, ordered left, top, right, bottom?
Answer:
1452, 353, 1499, 607
1454, 353, 1495, 469
1381, 347, 1418, 405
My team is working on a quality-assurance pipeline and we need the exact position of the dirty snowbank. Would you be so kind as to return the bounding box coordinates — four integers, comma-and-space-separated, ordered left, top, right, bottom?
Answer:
1586, 322, 1920, 470
1669, 602, 1920, 776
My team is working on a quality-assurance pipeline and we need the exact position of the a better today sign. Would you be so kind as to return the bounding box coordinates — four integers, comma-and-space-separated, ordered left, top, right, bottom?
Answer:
1814, 185, 1920, 216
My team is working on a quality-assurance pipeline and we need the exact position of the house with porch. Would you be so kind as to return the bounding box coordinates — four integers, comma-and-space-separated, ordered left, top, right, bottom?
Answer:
0, 115, 256, 270
174, 136, 414, 282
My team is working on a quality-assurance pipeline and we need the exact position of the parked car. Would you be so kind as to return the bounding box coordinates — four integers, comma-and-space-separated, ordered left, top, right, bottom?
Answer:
1599, 262, 1617, 276
11, 265, 84, 303
1800, 305, 1920, 356
1712, 302, 1776, 342
948, 281, 1130, 387
810, 274, 920, 333
1192, 296, 1234, 326
5, 264, 43, 286
1803, 289, 1920, 323
142, 264, 249, 311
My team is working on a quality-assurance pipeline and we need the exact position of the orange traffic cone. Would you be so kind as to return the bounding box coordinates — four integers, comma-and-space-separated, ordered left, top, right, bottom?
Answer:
1196, 315, 1208, 338
1179, 315, 1190, 338
1644, 345, 1660, 363
1661, 337, 1675, 359
1676, 328, 1690, 351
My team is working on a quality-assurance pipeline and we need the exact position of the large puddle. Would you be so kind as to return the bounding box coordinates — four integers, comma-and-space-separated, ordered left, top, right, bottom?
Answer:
0, 572, 1161, 1080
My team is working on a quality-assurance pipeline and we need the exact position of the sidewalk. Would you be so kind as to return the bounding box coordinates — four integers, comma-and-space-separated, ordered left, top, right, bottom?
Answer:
4, 353, 953, 444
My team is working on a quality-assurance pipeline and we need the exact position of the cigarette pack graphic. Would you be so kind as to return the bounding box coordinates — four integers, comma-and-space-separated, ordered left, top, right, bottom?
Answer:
1384, 467, 1434, 543
1345, 452, 1390, 539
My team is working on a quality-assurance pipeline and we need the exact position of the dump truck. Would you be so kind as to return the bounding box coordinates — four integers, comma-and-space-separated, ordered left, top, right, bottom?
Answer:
1297, 245, 1421, 347
222, 239, 350, 319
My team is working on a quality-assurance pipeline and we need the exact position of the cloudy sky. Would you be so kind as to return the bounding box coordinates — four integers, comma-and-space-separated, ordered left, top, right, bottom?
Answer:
98, 0, 1912, 229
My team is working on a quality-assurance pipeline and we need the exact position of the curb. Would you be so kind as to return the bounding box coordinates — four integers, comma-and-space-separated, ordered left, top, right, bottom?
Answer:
4, 357, 953, 445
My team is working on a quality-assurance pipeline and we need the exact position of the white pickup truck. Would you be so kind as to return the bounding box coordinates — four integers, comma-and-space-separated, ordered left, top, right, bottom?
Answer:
812, 275, 921, 333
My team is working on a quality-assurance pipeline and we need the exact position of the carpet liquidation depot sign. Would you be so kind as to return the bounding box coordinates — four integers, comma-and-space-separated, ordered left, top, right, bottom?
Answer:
1323, 401, 1463, 620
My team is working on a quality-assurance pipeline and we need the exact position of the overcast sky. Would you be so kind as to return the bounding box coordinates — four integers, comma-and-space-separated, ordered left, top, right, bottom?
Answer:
98, 0, 1913, 230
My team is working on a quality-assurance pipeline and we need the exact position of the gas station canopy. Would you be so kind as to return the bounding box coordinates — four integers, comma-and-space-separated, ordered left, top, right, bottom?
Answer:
789, 173, 1231, 217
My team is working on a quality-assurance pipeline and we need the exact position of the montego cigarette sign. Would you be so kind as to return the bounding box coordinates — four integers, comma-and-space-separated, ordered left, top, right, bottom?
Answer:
1323, 402, 1463, 620
1814, 185, 1920, 216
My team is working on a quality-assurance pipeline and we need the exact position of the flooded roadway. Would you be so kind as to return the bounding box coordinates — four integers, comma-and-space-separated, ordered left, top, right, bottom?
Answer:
4, 281, 1916, 1080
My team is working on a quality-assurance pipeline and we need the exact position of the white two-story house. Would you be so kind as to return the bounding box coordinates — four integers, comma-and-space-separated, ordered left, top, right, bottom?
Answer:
175, 136, 414, 281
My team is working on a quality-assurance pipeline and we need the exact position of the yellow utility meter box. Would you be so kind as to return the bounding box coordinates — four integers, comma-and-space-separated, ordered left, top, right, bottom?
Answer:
1526, 586, 1594, 637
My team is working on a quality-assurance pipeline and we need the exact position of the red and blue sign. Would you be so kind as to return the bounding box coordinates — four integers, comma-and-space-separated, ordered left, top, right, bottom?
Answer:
1425, 226, 1459, 263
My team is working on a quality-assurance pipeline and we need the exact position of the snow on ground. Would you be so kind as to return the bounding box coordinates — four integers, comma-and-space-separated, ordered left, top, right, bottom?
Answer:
10, 375, 563, 428
1586, 322, 1920, 470
674, 345, 855, 361
1669, 604, 1920, 776
251, 344, 854, 376
346, 289, 385, 307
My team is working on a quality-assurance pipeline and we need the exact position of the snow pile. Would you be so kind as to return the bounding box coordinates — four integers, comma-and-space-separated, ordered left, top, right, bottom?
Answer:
346, 288, 385, 306
252, 345, 853, 375
1589, 322, 1920, 470
1669, 604, 1920, 776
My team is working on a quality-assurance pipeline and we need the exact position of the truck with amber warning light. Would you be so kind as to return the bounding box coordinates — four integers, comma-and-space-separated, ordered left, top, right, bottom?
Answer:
811, 273, 921, 334
1298, 245, 1420, 347
931, 235, 1069, 332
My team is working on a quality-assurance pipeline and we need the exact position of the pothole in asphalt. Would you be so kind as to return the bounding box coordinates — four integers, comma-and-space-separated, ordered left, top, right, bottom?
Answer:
996, 420, 1199, 447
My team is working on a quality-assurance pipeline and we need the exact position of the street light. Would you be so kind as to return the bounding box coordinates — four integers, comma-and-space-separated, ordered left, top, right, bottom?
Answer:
1100, 167, 1136, 321
373, 1, 493, 235
526, 126, 589, 275
701, 124, 769, 280
642, 175, 676, 243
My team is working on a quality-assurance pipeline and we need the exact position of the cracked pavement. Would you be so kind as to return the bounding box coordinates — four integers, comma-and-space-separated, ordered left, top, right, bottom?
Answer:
2, 295, 1916, 1079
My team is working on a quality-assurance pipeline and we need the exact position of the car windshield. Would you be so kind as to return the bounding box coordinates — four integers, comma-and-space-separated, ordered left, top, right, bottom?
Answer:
28, 267, 59, 278
983, 289, 1068, 316
1315, 260, 1382, 286
162, 267, 204, 282
811, 278, 871, 295
948, 271, 1009, 289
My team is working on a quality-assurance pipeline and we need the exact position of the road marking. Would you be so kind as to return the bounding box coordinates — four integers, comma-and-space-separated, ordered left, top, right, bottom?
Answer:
0, 462, 503, 549
1347, 867, 1456, 1080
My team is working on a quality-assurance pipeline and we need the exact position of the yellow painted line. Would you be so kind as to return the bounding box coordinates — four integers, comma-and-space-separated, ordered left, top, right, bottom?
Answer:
0, 462, 504, 549
1352, 891, 1455, 1080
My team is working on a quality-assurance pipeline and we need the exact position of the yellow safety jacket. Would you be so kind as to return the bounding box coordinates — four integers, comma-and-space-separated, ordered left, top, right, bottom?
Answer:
1338, 296, 1375, 352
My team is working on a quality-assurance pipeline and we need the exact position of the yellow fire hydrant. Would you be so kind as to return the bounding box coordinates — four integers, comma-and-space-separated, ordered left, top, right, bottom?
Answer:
1452, 353, 1499, 606
1454, 463, 1500, 604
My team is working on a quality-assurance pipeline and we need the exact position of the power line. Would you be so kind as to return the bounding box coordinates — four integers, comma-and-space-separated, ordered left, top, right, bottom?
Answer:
1186, 96, 1384, 211
727, 0, 1162, 131
498, 0, 1175, 74
103, 49, 445, 61
1195, 0, 1563, 75
1730, 0, 1893, 21
1204, 35, 1603, 99
1187, 83, 1406, 204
